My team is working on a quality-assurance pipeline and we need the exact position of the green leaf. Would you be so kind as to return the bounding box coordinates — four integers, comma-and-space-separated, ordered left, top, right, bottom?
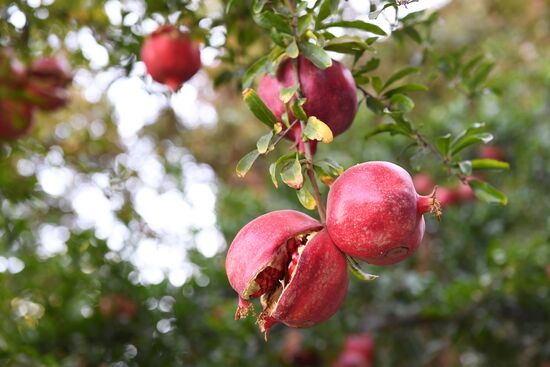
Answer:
319, 20, 387, 36
470, 159, 510, 170
323, 36, 370, 54
303, 116, 334, 143
366, 95, 386, 115
355, 57, 380, 75
346, 255, 379, 281
286, 40, 299, 58
299, 42, 333, 69
236, 150, 260, 178
280, 155, 304, 189
297, 187, 317, 210
461, 55, 484, 78
450, 133, 493, 156
290, 98, 308, 121
242, 88, 277, 127
436, 134, 452, 156
383, 66, 420, 90
313, 164, 336, 186
469, 180, 508, 205
297, 13, 313, 36
365, 123, 408, 139
253, 11, 292, 34
317, 0, 340, 25
468, 62, 495, 90
384, 83, 428, 97
252, 0, 268, 13
269, 162, 278, 188
242, 56, 269, 89
458, 160, 473, 176
404, 26, 422, 43
389, 94, 415, 112
279, 85, 298, 104
256, 131, 273, 154
372, 76, 383, 93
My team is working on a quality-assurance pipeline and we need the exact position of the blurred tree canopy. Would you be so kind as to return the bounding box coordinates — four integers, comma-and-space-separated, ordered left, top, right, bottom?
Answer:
0, 0, 549, 366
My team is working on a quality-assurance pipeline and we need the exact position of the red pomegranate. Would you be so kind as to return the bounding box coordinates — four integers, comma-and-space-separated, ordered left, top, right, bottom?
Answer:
0, 100, 34, 140
141, 24, 201, 91
413, 173, 435, 195
27, 57, 73, 111
436, 186, 457, 208
258, 56, 357, 154
326, 161, 440, 265
479, 144, 505, 161
225, 210, 349, 339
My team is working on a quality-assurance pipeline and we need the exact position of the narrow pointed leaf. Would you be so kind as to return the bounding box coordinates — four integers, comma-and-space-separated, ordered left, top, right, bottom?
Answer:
346, 255, 379, 281
299, 42, 333, 69
236, 150, 261, 178
469, 180, 508, 205
470, 159, 510, 170
319, 20, 387, 36
243, 88, 277, 127
256, 131, 273, 154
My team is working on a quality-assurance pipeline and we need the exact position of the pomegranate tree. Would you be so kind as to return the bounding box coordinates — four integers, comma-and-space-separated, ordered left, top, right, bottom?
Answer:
258, 56, 357, 153
225, 210, 348, 338
326, 161, 440, 265
141, 25, 201, 91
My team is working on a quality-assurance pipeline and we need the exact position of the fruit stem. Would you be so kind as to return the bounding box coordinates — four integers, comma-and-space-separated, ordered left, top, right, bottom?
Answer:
286, 4, 328, 224
418, 186, 442, 220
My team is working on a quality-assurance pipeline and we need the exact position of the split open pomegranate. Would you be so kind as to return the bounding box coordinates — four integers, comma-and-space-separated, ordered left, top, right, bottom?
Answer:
225, 210, 348, 339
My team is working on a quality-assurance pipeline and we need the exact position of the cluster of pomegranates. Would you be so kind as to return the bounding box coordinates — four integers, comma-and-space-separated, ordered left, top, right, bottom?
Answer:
141, 24, 201, 91
226, 161, 440, 338
0, 50, 73, 140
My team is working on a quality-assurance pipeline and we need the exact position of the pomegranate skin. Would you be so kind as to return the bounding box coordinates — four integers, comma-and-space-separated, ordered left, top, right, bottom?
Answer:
479, 144, 505, 161
333, 333, 374, 367
0, 100, 34, 140
27, 57, 73, 111
226, 210, 322, 301
326, 161, 435, 265
225, 210, 348, 336
141, 25, 201, 91
436, 186, 457, 208
269, 229, 348, 328
258, 56, 357, 153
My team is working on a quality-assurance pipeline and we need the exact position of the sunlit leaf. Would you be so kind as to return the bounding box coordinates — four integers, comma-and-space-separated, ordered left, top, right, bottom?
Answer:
236, 150, 260, 178
303, 116, 333, 143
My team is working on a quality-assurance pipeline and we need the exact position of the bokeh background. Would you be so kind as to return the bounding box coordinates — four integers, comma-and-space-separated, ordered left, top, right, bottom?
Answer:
0, 0, 549, 366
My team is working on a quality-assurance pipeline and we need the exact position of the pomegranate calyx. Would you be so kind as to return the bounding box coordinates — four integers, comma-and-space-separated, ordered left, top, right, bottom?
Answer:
418, 186, 442, 220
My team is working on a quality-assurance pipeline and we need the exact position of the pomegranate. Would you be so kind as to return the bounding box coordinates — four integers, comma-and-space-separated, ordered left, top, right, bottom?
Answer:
99, 293, 138, 321
479, 144, 505, 161
436, 186, 457, 208
413, 173, 435, 195
27, 57, 73, 111
0, 100, 34, 140
326, 161, 440, 265
455, 181, 476, 202
141, 24, 201, 91
225, 210, 349, 338
258, 56, 357, 153
333, 333, 374, 367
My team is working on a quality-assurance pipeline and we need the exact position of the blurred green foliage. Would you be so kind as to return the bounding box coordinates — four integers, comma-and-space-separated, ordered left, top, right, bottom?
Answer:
0, 0, 549, 366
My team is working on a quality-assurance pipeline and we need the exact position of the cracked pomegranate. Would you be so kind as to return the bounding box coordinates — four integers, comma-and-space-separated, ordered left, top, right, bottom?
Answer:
225, 210, 348, 339
326, 161, 440, 265
258, 56, 357, 154
141, 25, 201, 91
